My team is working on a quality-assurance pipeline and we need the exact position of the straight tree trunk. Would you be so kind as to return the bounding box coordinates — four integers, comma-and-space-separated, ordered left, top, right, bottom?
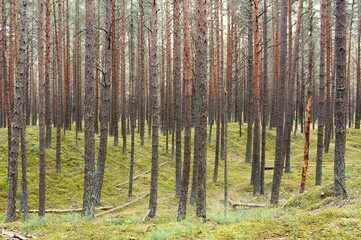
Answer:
174, 0, 182, 198
139, 0, 145, 146
82, 0, 96, 220
356, 0, 361, 129
245, 0, 254, 164
45, 0, 52, 148
55, 0, 63, 173
177, 0, 192, 221
195, 0, 208, 220
111, 0, 119, 146
324, 0, 332, 153
128, 0, 135, 197
316, 0, 327, 186
38, 0, 47, 217
213, 0, 221, 183
260, 0, 268, 196
333, 0, 346, 197
121, 0, 126, 154
149, 0, 159, 218
346, 1, 355, 128
270, 0, 288, 205
283, 0, 304, 174
94, 0, 111, 205
6, 0, 27, 222
252, 0, 261, 196
300, 97, 312, 193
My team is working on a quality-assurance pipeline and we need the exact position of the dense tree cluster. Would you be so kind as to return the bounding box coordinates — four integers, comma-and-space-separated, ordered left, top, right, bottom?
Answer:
1, 0, 357, 222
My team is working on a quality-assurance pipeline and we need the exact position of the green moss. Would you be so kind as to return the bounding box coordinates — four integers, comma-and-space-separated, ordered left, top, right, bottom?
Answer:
0, 123, 360, 239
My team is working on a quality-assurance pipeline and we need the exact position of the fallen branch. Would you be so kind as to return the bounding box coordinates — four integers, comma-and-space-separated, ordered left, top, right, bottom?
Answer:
2, 229, 29, 240
95, 193, 150, 217
16, 206, 112, 214
227, 197, 267, 209
140, 209, 151, 223
115, 162, 169, 187
335, 175, 348, 196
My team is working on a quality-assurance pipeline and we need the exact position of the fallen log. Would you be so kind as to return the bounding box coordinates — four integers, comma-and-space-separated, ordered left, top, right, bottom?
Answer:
95, 193, 150, 217
16, 206, 112, 214
115, 162, 169, 187
227, 197, 267, 209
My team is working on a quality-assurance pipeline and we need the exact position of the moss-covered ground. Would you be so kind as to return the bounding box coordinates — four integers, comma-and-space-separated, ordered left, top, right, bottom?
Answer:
0, 123, 361, 239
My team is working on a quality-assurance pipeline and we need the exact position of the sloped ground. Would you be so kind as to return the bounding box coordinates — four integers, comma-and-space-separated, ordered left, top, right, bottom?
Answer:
0, 123, 360, 239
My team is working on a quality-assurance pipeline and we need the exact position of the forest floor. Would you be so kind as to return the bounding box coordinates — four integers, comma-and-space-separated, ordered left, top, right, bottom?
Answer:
0, 123, 361, 239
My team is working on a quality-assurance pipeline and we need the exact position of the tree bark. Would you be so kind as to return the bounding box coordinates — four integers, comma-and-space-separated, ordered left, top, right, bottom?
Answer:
82, 0, 96, 220
177, 0, 192, 221
148, 0, 159, 218
333, 0, 346, 197
270, 0, 287, 205
195, 0, 208, 220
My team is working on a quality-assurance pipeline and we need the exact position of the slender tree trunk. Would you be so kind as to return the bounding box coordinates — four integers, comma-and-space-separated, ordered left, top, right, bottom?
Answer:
283, 0, 304, 174
177, 0, 192, 221
270, 0, 287, 205
121, 0, 126, 154
173, 0, 182, 197
139, 0, 145, 146
346, 0, 354, 128
55, 0, 63, 173
149, 0, 159, 218
195, 0, 208, 220
213, 0, 221, 183
128, 0, 135, 197
316, 0, 327, 186
324, 0, 331, 153
356, 0, 361, 129
45, 0, 52, 148
260, 0, 268, 196
245, 0, 254, 164
300, 97, 312, 193
252, 0, 261, 195
333, 0, 346, 197
38, 0, 47, 217
94, 0, 111, 205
